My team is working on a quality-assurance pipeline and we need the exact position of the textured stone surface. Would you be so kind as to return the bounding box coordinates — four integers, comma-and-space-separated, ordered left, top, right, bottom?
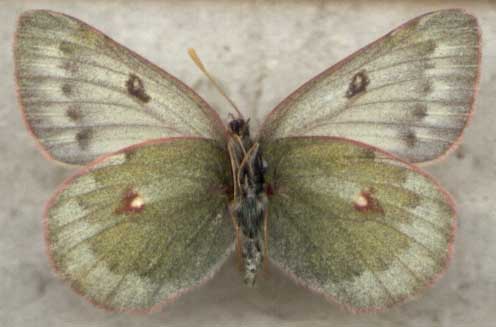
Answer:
1, 1, 495, 326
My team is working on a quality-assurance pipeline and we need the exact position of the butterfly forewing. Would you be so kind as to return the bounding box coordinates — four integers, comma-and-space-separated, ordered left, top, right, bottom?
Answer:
45, 138, 233, 312
263, 137, 455, 311
259, 9, 480, 164
15, 10, 226, 165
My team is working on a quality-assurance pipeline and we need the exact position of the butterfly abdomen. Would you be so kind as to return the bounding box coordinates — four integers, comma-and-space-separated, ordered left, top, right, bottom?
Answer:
235, 185, 267, 286
242, 236, 263, 286
228, 118, 268, 286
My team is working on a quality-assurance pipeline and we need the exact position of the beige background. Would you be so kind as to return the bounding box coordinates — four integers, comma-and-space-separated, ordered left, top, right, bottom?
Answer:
1, 0, 495, 326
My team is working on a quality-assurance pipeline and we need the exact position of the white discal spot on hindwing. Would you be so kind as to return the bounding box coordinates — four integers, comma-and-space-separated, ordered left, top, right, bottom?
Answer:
353, 188, 384, 214
130, 195, 144, 209
354, 193, 368, 208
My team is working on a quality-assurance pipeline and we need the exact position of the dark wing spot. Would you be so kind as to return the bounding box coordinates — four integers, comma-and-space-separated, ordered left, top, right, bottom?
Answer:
346, 70, 370, 98
124, 150, 137, 161
66, 105, 82, 122
361, 148, 376, 160
421, 81, 433, 95
61, 84, 72, 96
126, 74, 151, 103
59, 41, 74, 55
115, 188, 145, 214
424, 40, 437, 54
406, 192, 421, 209
424, 62, 436, 70
404, 130, 417, 148
75, 129, 92, 150
61, 61, 79, 74
413, 104, 428, 120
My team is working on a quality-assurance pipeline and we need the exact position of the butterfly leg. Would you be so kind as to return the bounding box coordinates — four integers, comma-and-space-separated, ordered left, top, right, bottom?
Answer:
263, 206, 269, 275
228, 203, 243, 271
227, 141, 239, 200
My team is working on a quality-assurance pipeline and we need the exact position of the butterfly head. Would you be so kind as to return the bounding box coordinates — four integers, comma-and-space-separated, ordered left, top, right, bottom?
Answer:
228, 118, 250, 138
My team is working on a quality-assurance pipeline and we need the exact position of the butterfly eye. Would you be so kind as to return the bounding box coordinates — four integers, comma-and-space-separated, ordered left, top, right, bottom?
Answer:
229, 118, 246, 135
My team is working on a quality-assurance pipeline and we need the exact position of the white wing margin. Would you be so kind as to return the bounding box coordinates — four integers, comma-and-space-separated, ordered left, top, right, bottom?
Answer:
259, 9, 480, 164
15, 10, 226, 165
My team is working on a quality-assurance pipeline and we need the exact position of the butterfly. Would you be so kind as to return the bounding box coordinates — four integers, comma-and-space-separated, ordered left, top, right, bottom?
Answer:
14, 9, 480, 313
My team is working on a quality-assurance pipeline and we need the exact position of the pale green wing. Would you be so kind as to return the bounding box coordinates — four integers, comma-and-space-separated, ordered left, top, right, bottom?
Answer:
15, 10, 226, 165
45, 138, 233, 312
263, 137, 455, 311
259, 9, 480, 164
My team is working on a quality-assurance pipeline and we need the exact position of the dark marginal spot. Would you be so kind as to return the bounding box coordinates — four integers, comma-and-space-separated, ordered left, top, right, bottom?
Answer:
404, 130, 417, 148
422, 81, 433, 95
75, 129, 92, 150
406, 193, 421, 209
424, 62, 436, 70
353, 188, 384, 214
59, 41, 74, 55
124, 150, 136, 161
362, 148, 376, 160
425, 40, 437, 54
413, 104, 428, 120
29, 117, 42, 128
115, 189, 145, 215
61, 84, 72, 96
346, 70, 370, 99
126, 74, 151, 103
61, 61, 79, 74
66, 106, 82, 122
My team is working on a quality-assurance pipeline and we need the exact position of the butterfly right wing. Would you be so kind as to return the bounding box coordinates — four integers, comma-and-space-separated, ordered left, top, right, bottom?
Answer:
15, 10, 226, 165
258, 9, 480, 164
45, 137, 233, 312
263, 137, 455, 311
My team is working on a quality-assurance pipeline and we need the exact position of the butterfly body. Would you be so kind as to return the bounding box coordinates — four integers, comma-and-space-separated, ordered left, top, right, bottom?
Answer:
227, 118, 268, 285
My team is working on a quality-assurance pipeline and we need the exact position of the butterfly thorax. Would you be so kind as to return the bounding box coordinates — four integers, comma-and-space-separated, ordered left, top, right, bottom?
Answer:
227, 118, 268, 286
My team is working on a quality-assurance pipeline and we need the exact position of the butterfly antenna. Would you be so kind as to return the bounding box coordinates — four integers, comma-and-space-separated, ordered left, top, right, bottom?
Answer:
188, 48, 243, 119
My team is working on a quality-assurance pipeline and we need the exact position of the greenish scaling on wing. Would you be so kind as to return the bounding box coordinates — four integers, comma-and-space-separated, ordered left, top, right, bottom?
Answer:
263, 137, 455, 311
45, 139, 233, 312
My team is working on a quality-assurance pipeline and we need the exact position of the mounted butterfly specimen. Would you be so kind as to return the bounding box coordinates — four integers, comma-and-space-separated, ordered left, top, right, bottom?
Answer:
14, 9, 480, 313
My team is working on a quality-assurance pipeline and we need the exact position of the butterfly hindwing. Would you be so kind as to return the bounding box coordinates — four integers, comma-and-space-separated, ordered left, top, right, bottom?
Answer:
15, 10, 226, 165
259, 9, 480, 164
263, 137, 455, 311
45, 138, 233, 312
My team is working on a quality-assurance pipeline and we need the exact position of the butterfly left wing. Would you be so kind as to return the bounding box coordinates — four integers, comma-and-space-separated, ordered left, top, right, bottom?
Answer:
45, 138, 233, 312
258, 9, 480, 164
263, 137, 455, 311
15, 10, 226, 165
